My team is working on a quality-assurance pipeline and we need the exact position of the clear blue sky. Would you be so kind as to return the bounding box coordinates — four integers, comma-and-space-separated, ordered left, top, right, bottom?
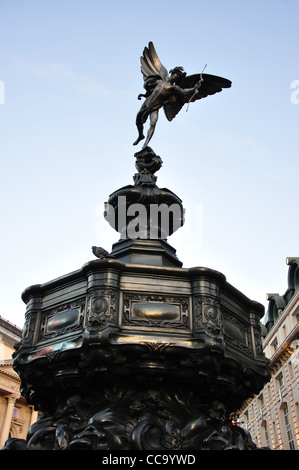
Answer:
0, 0, 298, 327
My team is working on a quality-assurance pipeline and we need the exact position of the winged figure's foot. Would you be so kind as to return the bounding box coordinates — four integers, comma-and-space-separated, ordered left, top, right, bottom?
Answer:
133, 135, 145, 146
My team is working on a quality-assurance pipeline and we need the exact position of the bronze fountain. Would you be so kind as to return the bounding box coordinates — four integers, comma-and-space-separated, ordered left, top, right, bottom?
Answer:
6, 43, 270, 451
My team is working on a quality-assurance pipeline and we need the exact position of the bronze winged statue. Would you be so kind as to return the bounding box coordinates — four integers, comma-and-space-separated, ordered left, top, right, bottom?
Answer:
133, 42, 231, 148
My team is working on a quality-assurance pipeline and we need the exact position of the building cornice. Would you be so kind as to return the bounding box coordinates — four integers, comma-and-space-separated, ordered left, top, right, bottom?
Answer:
0, 366, 20, 381
263, 289, 299, 348
268, 322, 299, 369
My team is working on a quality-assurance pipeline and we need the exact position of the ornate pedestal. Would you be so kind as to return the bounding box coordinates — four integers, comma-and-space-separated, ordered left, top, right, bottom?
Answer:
12, 258, 269, 450
9, 148, 270, 451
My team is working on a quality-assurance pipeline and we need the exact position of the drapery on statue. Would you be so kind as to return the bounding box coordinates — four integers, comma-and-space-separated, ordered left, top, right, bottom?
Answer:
133, 42, 232, 148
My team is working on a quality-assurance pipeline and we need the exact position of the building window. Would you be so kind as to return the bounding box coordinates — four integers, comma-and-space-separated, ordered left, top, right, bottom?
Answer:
261, 420, 271, 448
272, 337, 278, 354
258, 393, 264, 409
276, 372, 284, 390
282, 403, 295, 450
12, 407, 19, 419
276, 373, 284, 403
272, 420, 279, 447
242, 410, 249, 429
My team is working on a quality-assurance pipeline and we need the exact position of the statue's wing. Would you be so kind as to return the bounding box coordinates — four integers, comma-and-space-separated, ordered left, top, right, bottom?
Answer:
183, 73, 232, 100
163, 73, 232, 121
140, 42, 169, 81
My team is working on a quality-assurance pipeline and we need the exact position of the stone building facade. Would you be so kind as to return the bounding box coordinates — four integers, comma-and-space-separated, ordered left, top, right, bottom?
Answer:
238, 258, 299, 450
0, 316, 38, 448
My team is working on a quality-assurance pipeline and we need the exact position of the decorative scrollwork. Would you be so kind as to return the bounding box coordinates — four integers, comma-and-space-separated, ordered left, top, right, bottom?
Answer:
194, 296, 222, 337
38, 298, 85, 341
123, 293, 189, 329
11, 385, 265, 451
86, 290, 117, 329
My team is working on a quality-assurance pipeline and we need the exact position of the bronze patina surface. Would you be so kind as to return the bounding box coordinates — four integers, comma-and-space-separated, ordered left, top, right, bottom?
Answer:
5, 43, 270, 451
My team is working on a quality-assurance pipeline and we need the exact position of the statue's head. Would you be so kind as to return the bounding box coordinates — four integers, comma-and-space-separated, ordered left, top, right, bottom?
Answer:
169, 66, 186, 83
